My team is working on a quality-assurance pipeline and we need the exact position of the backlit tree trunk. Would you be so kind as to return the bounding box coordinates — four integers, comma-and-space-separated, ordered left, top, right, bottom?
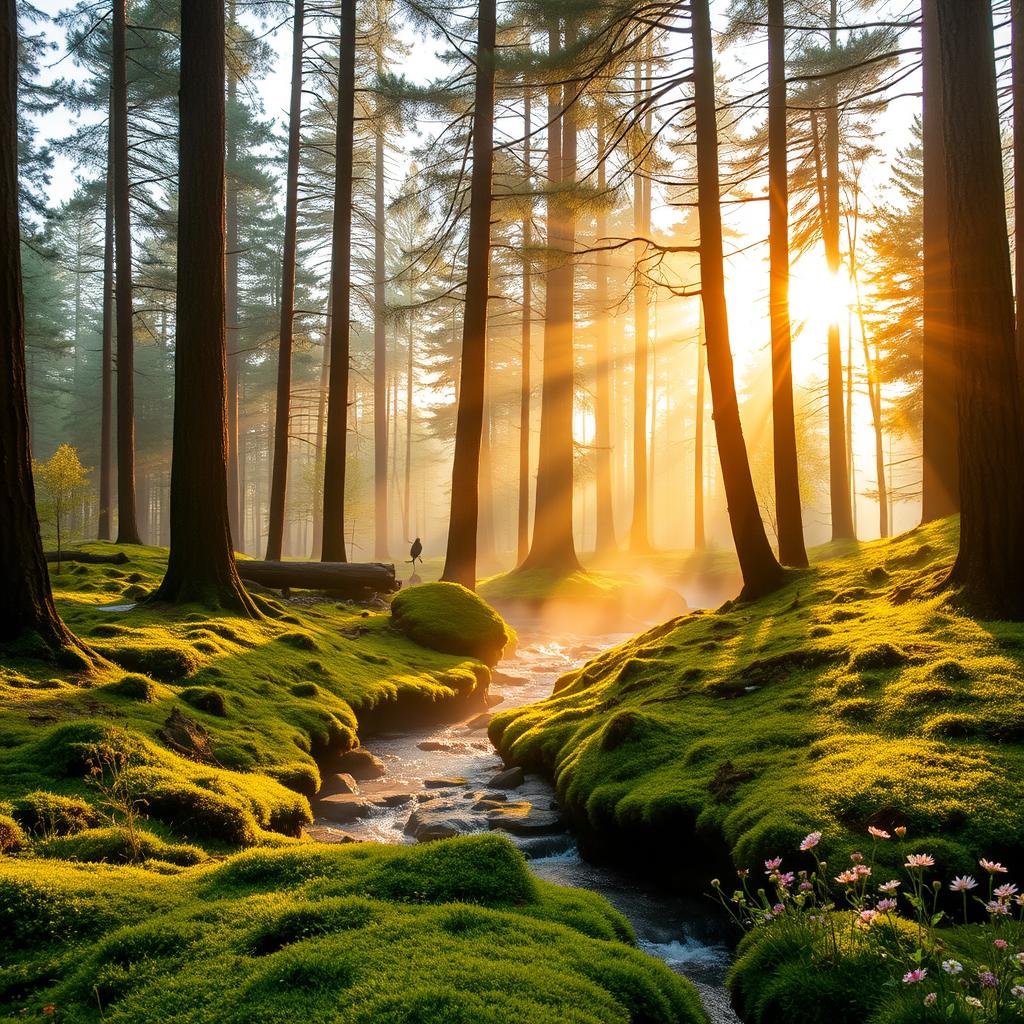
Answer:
521, 18, 582, 574
320, 0, 357, 564
767, 0, 807, 567
0, 0, 92, 660
937, 0, 1024, 619
153, 0, 257, 614
1014, 0, 1024, 384
266, 0, 304, 562
225, 0, 241, 549
517, 84, 532, 564
441, 0, 496, 588
921, 0, 957, 521
98, 85, 114, 542
694, 307, 706, 551
373, 94, 389, 559
692, 0, 784, 599
112, 0, 141, 544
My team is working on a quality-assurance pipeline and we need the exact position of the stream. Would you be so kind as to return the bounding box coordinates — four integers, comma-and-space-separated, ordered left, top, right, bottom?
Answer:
309, 626, 740, 1024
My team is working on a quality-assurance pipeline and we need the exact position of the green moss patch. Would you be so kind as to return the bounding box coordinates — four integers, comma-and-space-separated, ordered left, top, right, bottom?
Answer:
490, 517, 1024, 873
391, 582, 515, 667
0, 835, 707, 1023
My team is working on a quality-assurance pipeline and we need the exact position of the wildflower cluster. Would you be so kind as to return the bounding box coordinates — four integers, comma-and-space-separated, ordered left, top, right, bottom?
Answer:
713, 828, 1024, 1019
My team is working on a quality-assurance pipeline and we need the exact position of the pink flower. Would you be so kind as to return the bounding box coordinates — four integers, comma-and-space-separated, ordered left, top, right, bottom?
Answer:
980, 859, 1008, 874
800, 831, 822, 852
879, 879, 901, 893
876, 898, 897, 912
995, 883, 1018, 900
868, 826, 890, 840
772, 903, 784, 914
903, 968, 928, 984
835, 869, 858, 885
765, 857, 783, 872
949, 875, 977, 892
905, 854, 934, 869
799, 881, 813, 892
776, 871, 795, 888
979, 971, 998, 988
854, 864, 872, 878
894, 826, 907, 838
994, 939, 1009, 950
850, 852, 864, 864
858, 909, 878, 925
986, 900, 1011, 916
923, 992, 937, 1007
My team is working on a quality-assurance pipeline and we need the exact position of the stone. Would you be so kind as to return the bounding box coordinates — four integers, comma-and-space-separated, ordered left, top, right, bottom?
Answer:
486, 766, 524, 789
316, 795, 374, 824
366, 788, 415, 808
423, 776, 468, 789
403, 799, 482, 842
484, 693, 505, 707
417, 739, 472, 753
464, 712, 492, 730
491, 671, 530, 687
486, 803, 563, 837
334, 748, 386, 780
320, 772, 359, 796
304, 826, 359, 845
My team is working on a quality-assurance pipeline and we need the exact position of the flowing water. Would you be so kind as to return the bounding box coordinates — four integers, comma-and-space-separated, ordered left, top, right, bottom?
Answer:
311, 626, 740, 1024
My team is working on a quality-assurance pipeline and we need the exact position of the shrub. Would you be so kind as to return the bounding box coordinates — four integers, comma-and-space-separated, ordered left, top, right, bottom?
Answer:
37, 827, 207, 867
0, 814, 27, 854
14, 791, 97, 837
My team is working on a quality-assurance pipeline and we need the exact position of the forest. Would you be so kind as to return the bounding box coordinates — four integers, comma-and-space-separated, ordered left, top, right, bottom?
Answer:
3, 0, 1024, 1022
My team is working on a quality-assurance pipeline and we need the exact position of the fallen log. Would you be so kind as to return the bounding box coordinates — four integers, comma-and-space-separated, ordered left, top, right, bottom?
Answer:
235, 560, 397, 596
45, 550, 130, 565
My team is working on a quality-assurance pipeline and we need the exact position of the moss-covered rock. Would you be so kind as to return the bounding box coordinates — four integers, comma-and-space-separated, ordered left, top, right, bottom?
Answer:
0, 835, 708, 1023
36, 827, 207, 867
391, 582, 514, 667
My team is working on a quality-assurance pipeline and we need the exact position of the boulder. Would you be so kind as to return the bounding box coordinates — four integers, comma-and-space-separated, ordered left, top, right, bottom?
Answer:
417, 739, 473, 753
423, 776, 468, 789
486, 802, 563, 837
486, 766, 525, 789
491, 671, 530, 688
464, 712, 493, 730
366, 788, 416, 808
316, 795, 374, 824
304, 825, 360, 844
334, 748, 386, 780
403, 799, 482, 842
320, 772, 359, 796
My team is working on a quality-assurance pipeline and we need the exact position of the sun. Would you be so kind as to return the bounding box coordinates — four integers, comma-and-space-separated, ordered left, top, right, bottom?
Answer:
789, 261, 853, 335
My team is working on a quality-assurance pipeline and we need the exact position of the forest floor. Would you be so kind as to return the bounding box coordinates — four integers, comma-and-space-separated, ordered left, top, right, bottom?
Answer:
490, 516, 1024, 884
0, 547, 708, 1023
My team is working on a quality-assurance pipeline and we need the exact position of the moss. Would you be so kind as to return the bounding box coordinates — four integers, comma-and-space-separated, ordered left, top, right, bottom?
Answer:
179, 686, 229, 717
0, 836, 706, 1023
490, 517, 1024, 872
391, 582, 514, 667
104, 674, 161, 702
14, 792, 97, 837
37, 827, 207, 867
0, 815, 27, 854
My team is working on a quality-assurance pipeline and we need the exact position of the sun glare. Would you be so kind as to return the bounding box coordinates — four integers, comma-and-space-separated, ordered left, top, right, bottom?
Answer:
789, 263, 852, 333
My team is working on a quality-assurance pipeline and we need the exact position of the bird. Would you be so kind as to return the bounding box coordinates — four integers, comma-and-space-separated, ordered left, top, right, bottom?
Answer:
408, 538, 423, 567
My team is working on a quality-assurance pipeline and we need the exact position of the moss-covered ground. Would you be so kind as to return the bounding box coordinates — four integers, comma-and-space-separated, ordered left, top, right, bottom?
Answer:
489, 517, 1024, 877
0, 834, 707, 1022
0, 543, 491, 852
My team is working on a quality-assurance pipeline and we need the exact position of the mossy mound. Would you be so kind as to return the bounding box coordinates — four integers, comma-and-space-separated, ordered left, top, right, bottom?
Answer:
0, 544, 493, 851
0, 835, 707, 1023
391, 582, 515, 667
479, 568, 686, 629
490, 517, 1024, 875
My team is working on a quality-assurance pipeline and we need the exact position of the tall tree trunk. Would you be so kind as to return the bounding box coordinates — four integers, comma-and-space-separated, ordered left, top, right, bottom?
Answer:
320, 0, 357, 564
1015, 0, 1024, 384
694, 307, 706, 551
629, 57, 650, 552
265, 0, 304, 561
441, 0, 496, 588
153, 0, 257, 614
593, 115, 616, 552
225, 0, 241, 549
98, 84, 114, 542
403, 296, 413, 543
517, 85, 532, 564
373, 99, 389, 559
0, 0, 91, 659
478, 365, 496, 563
937, 0, 1024, 618
767, 0, 807, 566
112, 0, 141, 544
521, 18, 582, 573
692, 0, 783, 599
920, 0, 958, 521
311, 287, 331, 559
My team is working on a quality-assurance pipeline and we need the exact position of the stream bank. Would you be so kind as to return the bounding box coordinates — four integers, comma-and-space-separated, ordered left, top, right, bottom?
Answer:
308, 625, 740, 1024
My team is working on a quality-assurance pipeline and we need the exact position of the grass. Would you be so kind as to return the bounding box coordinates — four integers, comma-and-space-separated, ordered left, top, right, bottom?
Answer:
391, 581, 516, 667
489, 516, 1024, 878
0, 544, 492, 851
0, 834, 708, 1023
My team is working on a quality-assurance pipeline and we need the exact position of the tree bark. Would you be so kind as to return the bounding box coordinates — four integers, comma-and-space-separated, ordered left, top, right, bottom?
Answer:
112, 0, 141, 544
320, 0, 357, 564
373, 95, 389, 559
0, 0, 92, 660
403, 294, 413, 543
694, 306, 706, 551
517, 84, 532, 564
236, 560, 396, 595
767, 0, 807, 566
266, 0, 304, 562
1015, 0, 1024, 389
937, 0, 1024, 619
521, 18, 582, 574
692, 0, 784, 600
98, 84, 114, 542
441, 0, 496, 588
225, 0, 242, 549
153, 0, 257, 614
593, 115, 617, 553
